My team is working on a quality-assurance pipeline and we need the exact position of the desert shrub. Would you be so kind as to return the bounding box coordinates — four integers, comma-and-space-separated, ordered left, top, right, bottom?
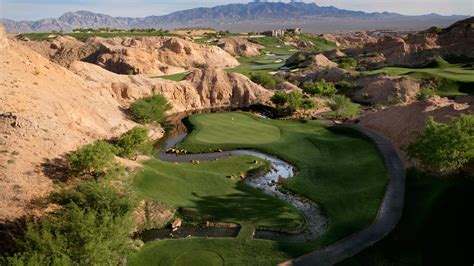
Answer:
115, 127, 153, 158
303, 79, 337, 96
67, 141, 118, 177
301, 99, 317, 110
271, 90, 288, 107
296, 54, 307, 63
327, 95, 361, 119
271, 90, 308, 112
5, 180, 138, 265
406, 115, 474, 173
416, 88, 435, 101
336, 80, 360, 92
339, 57, 358, 70
130, 95, 172, 124
249, 72, 277, 88
286, 91, 304, 111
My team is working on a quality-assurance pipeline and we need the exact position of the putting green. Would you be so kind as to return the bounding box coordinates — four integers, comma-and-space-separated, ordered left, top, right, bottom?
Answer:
173, 250, 223, 266
187, 112, 281, 145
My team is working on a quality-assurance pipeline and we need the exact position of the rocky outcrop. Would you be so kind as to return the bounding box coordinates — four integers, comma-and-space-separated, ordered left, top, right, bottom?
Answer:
353, 75, 421, 105
0, 25, 8, 49
218, 36, 263, 57
22, 35, 240, 75
348, 17, 474, 68
286, 51, 338, 69
358, 96, 473, 162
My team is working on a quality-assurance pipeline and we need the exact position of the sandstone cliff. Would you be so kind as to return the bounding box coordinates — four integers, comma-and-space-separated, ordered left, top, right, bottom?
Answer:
21, 35, 240, 75
218, 36, 263, 57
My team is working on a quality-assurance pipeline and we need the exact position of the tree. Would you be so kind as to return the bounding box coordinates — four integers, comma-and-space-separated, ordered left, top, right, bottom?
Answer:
115, 127, 152, 159
249, 72, 277, 88
303, 79, 337, 96
406, 115, 474, 173
67, 141, 117, 176
6, 181, 137, 265
301, 99, 316, 110
130, 95, 172, 124
286, 91, 303, 111
327, 95, 360, 119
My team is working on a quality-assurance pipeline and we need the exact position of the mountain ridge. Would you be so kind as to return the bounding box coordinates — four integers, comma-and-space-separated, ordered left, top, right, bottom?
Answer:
1, 2, 469, 33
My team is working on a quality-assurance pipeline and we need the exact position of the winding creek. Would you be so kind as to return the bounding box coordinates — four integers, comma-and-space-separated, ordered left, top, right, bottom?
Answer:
140, 109, 328, 242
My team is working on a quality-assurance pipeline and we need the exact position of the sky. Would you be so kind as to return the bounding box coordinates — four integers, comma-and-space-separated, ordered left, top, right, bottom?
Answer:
1, 0, 473, 21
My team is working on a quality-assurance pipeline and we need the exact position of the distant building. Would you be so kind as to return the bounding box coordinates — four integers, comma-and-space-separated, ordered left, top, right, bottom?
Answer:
261, 28, 301, 37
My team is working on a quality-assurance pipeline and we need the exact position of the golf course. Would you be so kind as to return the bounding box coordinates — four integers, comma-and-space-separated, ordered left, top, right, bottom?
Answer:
129, 112, 388, 265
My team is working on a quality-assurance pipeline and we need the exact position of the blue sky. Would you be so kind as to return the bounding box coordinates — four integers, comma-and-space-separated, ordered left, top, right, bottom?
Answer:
1, 0, 472, 20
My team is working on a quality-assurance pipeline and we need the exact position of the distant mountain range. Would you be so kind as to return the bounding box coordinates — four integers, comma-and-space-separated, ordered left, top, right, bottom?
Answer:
1, 1, 469, 33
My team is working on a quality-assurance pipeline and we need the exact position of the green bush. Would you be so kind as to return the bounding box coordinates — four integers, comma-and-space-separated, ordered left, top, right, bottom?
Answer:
336, 80, 360, 92
5, 180, 138, 265
249, 72, 277, 88
130, 95, 172, 124
327, 95, 361, 119
301, 99, 317, 110
303, 79, 337, 96
67, 141, 118, 177
339, 57, 358, 70
271, 90, 288, 107
406, 115, 474, 173
416, 88, 435, 101
116, 127, 153, 158
286, 91, 304, 111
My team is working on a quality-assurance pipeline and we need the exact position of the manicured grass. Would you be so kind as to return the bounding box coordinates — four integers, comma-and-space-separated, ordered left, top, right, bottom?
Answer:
248, 37, 295, 55
129, 231, 291, 266
134, 155, 304, 229
178, 112, 388, 249
226, 55, 287, 76
298, 34, 338, 51
367, 61, 474, 96
22, 31, 176, 41
186, 112, 281, 145
132, 112, 387, 265
152, 72, 190, 81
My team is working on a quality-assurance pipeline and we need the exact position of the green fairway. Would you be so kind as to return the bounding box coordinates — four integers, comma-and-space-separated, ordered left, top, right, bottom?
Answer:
134, 155, 304, 229
226, 55, 286, 76
185, 112, 281, 145
178, 112, 387, 247
248, 37, 295, 55
152, 71, 189, 81
129, 231, 292, 266
298, 34, 338, 51
132, 112, 388, 265
367, 61, 474, 96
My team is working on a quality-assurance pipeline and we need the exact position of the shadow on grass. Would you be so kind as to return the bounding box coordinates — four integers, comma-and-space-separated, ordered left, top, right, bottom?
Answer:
189, 182, 303, 230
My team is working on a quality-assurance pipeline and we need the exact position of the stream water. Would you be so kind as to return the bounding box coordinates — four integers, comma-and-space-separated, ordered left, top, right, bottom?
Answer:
140, 108, 328, 242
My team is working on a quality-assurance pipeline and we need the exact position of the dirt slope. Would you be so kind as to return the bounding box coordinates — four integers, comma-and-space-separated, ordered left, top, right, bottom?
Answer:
358, 96, 474, 161
0, 26, 269, 220
218, 36, 263, 57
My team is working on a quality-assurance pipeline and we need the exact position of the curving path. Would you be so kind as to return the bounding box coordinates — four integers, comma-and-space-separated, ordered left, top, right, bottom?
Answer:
281, 125, 406, 266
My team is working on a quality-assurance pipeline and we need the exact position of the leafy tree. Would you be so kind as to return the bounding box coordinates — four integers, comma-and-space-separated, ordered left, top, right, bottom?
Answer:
303, 79, 337, 96
116, 127, 153, 158
249, 72, 277, 88
406, 115, 474, 173
286, 91, 304, 111
327, 95, 360, 119
67, 141, 117, 177
130, 95, 172, 124
271, 90, 288, 107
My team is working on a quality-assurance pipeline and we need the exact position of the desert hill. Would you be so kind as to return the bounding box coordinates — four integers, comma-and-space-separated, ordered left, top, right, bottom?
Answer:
0, 25, 269, 220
